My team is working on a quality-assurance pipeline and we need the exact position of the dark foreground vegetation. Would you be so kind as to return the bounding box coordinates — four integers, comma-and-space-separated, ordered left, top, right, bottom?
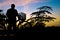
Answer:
0, 26, 60, 34
0, 25, 60, 40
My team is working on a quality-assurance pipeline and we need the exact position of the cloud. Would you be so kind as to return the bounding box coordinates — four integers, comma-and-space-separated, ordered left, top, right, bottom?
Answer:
0, 0, 49, 8
0, 0, 49, 16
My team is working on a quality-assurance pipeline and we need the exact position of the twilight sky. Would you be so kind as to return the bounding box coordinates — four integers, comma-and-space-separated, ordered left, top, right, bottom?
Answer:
0, 0, 60, 26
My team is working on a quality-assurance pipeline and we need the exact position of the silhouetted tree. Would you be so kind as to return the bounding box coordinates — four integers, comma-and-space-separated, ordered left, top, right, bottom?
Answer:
31, 6, 53, 17
19, 12, 26, 22
37, 6, 53, 11
0, 10, 6, 30
30, 6, 56, 27
0, 10, 3, 12
0, 10, 6, 18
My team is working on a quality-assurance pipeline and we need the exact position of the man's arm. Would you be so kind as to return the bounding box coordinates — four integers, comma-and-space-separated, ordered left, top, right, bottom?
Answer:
15, 10, 18, 16
6, 9, 9, 17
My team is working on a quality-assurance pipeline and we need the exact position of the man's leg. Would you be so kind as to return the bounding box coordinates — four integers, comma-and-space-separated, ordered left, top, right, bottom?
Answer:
8, 22, 12, 30
13, 22, 16, 31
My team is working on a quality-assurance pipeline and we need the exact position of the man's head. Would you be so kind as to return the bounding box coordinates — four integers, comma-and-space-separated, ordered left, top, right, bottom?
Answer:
11, 4, 15, 9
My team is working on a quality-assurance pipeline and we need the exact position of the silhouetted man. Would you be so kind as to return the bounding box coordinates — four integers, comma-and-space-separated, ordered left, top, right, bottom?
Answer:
6, 4, 18, 30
